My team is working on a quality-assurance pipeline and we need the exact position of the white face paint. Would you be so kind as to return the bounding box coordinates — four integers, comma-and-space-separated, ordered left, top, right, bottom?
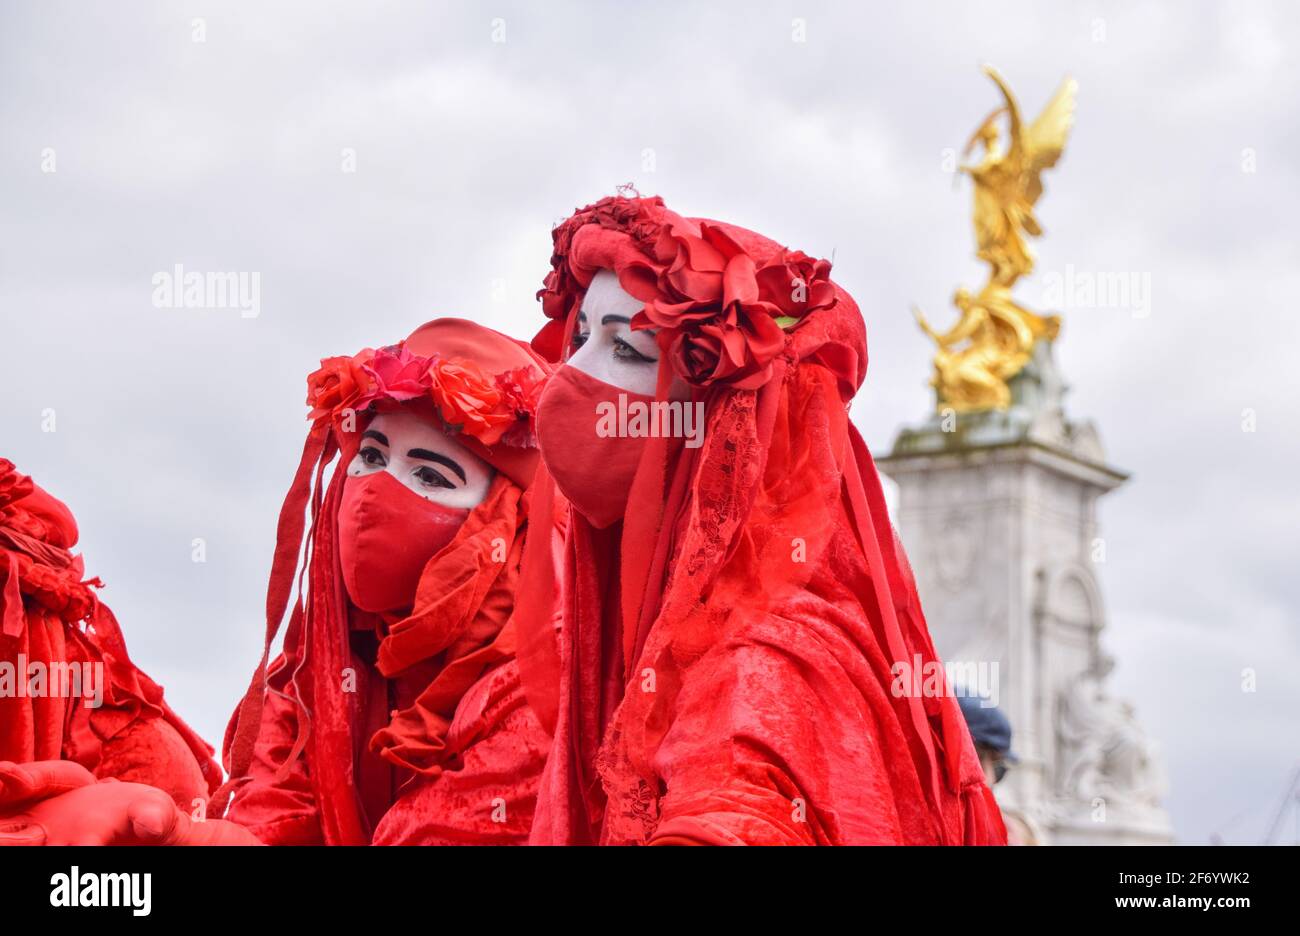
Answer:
566, 270, 666, 398
346, 409, 492, 509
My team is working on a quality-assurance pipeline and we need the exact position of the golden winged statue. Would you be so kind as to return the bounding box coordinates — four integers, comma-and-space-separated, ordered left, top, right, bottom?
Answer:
915, 66, 1077, 412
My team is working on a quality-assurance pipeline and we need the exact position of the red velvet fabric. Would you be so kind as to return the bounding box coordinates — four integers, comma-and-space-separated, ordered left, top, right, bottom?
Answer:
0, 459, 220, 811
517, 195, 1008, 845
219, 319, 555, 845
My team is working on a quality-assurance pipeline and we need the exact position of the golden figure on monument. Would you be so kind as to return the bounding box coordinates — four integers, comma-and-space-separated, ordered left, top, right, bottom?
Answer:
915, 66, 1077, 412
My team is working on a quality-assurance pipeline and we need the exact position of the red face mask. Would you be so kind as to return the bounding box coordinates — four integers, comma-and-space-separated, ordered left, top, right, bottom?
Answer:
337, 470, 470, 613
535, 365, 652, 529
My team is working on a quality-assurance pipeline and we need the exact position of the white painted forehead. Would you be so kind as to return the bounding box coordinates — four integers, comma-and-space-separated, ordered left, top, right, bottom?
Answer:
581, 270, 643, 320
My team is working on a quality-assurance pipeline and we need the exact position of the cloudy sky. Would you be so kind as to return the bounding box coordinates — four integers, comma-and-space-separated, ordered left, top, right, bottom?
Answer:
2, 0, 1296, 844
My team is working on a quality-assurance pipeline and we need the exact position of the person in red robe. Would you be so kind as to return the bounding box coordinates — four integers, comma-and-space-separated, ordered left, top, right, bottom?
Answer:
1, 318, 556, 845
515, 194, 1008, 845
0, 458, 221, 841
216, 316, 554, 845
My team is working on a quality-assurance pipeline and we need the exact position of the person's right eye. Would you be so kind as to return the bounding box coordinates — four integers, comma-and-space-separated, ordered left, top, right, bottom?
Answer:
571, 331, 589, 350
612, 336, 656, 363
359, 446, 387, 468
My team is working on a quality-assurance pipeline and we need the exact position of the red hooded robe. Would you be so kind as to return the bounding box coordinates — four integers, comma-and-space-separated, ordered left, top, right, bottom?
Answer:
217, 319, 556, 845
516, 195, 1007, 845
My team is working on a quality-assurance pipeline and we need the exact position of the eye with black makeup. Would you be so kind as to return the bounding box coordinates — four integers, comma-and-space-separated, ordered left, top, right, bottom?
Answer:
570, 326, 656, 363
358, 445, 387, 468
570, 308, 658, 364
413, 465, 454, 490
407, 448, 466, 492
612, 335, 656, 363
357, 430, 390, 472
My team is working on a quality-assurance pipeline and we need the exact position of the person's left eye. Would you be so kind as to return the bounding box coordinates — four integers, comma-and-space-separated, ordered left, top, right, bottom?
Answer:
612, 336, 655, 363
413, 466, 454, 490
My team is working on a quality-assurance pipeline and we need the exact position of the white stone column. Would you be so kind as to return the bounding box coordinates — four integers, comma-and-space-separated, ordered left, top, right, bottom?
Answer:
877, 342, 1172, 844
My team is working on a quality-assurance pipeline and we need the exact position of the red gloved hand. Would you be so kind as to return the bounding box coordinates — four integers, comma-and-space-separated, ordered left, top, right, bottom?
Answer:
0, 767, 262, 846
0, 760, 98, 812
1, 760, 99, 843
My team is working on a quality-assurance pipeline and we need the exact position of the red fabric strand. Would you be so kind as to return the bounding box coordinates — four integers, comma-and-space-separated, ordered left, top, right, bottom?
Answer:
211, 429, 327, 816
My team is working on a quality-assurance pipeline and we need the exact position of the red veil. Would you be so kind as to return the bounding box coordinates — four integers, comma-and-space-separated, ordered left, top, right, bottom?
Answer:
216, 319, 554, 845
0, 459, 219, 807
517, 195, 1007, 844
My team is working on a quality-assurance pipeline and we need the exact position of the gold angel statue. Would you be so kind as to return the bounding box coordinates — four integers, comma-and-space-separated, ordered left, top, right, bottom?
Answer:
915, 66, 1077, 412
915, 284, 1060, 411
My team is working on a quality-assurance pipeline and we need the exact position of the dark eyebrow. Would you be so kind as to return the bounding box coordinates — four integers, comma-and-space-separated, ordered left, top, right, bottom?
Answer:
600, 315, 631, 326
407, 449, 466, 483
362, 430, 389, 446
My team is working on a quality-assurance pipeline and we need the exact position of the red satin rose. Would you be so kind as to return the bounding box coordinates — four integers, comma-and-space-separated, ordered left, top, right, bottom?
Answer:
636, 223, 825, 389
306, 351, 376, 427
754, 248, 838, 322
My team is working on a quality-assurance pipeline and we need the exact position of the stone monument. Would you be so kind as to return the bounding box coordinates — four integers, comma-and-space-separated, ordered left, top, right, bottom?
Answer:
878, 67, 1173, 844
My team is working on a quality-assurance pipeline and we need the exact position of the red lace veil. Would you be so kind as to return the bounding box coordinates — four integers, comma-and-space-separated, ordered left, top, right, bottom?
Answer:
516, 195, 1006, 844
215, 319, 549, 844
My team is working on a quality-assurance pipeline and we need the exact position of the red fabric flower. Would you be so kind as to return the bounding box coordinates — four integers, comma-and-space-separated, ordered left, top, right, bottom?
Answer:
305, 341, 540, 449
634, 222, 781, 389
539, 199, 650, 317
362, 346, 431, 404
494, 366, 544, 448
427, 358, 515, 446
755, 249, 839, 322
494, 366, 544, 418
305, 351, 376, 427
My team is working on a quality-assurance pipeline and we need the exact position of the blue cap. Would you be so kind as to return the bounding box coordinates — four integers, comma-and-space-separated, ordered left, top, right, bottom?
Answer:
956, 694, 1018, 762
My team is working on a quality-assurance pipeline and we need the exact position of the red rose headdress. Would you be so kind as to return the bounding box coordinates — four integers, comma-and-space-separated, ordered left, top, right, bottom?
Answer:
306, 344, 543, 449
534, 193, 839, 389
